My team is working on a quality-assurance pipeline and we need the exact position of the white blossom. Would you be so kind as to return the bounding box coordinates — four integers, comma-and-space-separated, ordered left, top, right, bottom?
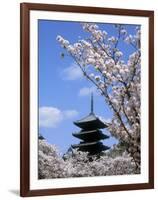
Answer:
57, 23, 141, 167
115, 51, 123, 57
108, 36, 117, 43
38, 140, 139, 179
124, 35, 133, 44
120, 29, 127, 35
95, 75, 101, 81
89, 73, 95, 78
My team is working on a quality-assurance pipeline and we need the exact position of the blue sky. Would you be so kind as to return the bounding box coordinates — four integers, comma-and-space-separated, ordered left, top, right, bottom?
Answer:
38, 20, 139, 154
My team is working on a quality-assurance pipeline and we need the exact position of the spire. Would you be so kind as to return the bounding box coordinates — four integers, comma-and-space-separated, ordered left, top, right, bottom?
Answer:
91, 92, 94, 114
72, 92, 110, 155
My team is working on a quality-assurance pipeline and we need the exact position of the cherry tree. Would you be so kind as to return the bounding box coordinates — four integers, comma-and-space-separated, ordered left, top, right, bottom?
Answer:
38, 139, 70, 179
57, 23, 141, 168
64, 148, 138, 177
39, 139, 138, 179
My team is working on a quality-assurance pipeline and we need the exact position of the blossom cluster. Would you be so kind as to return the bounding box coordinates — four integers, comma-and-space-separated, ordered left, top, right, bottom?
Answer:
56, 23, 141, 167
38, 140, 69, 178
38, 140, 139, 179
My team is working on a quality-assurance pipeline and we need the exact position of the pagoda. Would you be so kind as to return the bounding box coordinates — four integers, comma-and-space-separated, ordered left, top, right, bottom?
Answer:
71, 93, 110, 155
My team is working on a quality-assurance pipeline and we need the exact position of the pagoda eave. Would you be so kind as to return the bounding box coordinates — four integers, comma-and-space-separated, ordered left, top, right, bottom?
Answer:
74, 120, 107, 129
71, 142, 110, 153
72, 130, 109, 140
72, 141, 109, 148
71, 93, 110, 155
72, 141, 99, 148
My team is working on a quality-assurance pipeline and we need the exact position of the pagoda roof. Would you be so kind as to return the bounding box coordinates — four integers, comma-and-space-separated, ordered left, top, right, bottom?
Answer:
73, 113, 108, 129
38, 134, 45, 140
72, 141, 101, 148
71, 93, 110, 155
72, 129, 109, 140
71, 141, 110, 152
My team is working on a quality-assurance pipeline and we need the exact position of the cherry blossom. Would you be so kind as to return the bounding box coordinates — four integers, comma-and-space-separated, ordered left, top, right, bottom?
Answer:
38, 139, 139, 179
57, 23, 141, 168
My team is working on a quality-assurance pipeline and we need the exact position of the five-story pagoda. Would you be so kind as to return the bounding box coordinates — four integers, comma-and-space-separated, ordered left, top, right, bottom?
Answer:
71, 93, 110, 155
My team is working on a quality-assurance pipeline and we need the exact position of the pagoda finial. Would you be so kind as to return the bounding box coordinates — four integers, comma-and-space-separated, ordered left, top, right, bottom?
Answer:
91, 92, 94, 114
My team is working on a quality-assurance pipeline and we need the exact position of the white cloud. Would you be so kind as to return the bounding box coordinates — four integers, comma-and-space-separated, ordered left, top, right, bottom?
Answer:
39, 106, 78, 128
78, 86, 96, 97
39, 107, 63, 128
61, 63, 83, 80
63, 110, 78, 118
